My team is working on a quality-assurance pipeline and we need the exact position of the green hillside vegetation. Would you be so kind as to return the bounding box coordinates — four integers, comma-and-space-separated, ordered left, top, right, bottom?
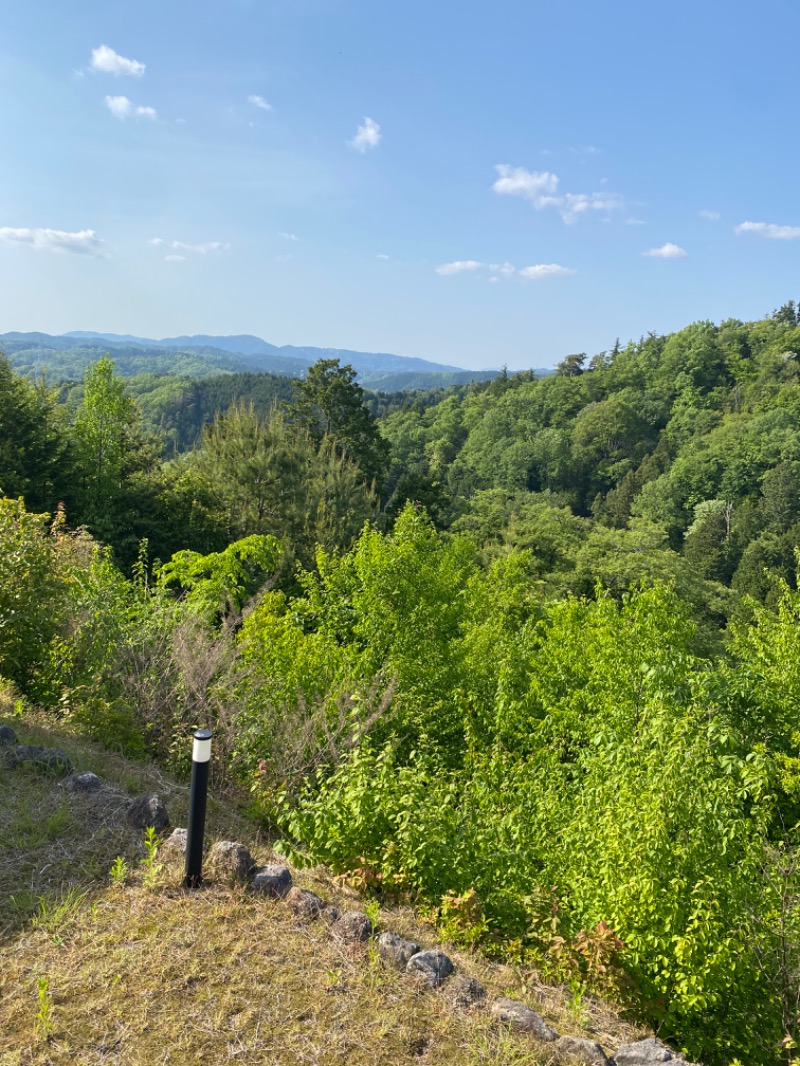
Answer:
4, 716, 643, 1065
4, 304, 800, 1062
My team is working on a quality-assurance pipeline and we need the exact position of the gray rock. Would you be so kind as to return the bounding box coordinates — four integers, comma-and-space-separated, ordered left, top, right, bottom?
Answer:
443, 973, 487, 1009
8, 744, 73, 776
323, 904, 340, 923
490, 998, 558, 1041
207, 840, 255, 882
286, 886, 327, 919
332, 910, 373, 943
160, 828, 188, 857
126, 792, 170, 833
61, 771, 102, 793
555, 1034, 609, 1063
378, 931, 423, 969
613, 1038, 684, 1065
251, 864, 292, 898
0, 724, 19, 746
406, 949, 455, 988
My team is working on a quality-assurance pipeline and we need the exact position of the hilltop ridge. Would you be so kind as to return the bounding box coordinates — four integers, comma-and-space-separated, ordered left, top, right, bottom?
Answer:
2, 330, 511, 391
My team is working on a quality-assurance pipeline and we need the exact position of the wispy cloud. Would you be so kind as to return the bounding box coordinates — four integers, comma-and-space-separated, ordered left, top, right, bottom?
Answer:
376, 253, 390, 260
643, 242, 687, 258
436, 259, 574, 280
105, 95, 157, 120
518, 263, 575, 278
735, 221, 800, 240
164, 254, 186, 262
171, 240, 226, 254
700, 209, 721, 221
349, 116, 381, 152
248, 94, 272, 111
279, 232, 298, 241
91, 44, 145, 77
151, 237, 227, 254
492, 165, 625, 224
436, 260, 483, 276
0, 226, 104, 255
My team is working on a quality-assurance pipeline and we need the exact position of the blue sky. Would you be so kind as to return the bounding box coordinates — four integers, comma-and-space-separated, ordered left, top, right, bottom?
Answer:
2, 0, 799, 370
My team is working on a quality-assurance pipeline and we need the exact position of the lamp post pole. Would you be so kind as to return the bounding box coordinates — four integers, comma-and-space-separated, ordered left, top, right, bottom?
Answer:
184, 728, 212, 888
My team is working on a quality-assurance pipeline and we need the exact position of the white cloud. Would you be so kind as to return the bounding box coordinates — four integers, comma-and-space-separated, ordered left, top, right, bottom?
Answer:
518, 263, 575, 279
279, 232, 298, 241
248, 94, 272, 111
735, 221, 800, 240
436, 259, 574, 280
91, 44, 145, 77
105, 95, 157, 120
625, 217, 646, 225
171, 240, 225, 254
349, 116, 381, 152
377, 253, 390, 260
151, 237, 228, 255
0, 226, 104, 255
700, 209, 721, 220
492, 164, 624, 224
436, 260, 484, 275
643, 242, 687, 258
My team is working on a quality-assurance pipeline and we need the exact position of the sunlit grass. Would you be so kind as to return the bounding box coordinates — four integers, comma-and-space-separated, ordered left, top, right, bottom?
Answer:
0, 715, 644, 1065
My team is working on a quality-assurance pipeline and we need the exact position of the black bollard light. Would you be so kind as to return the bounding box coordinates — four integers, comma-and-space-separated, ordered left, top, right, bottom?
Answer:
184, 728, 212, 888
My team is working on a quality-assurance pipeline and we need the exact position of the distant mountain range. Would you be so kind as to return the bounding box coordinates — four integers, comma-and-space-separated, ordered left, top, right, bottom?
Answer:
0, 330, 522, 392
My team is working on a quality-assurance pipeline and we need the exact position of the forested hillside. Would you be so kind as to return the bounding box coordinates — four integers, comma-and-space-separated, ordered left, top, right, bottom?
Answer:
3, 305, 800, 1064
382, 303, 800, 628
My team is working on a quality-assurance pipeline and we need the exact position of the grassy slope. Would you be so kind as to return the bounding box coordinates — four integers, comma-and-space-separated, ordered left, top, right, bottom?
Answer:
0, 716, 644, 1066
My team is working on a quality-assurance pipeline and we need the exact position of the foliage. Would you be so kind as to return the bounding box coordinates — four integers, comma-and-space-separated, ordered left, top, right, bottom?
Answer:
158, 534, 282, 625
289, 358, 390, 486
187, 402, 378, 565
0, 498, 65, 687
9, 314, 800, 1062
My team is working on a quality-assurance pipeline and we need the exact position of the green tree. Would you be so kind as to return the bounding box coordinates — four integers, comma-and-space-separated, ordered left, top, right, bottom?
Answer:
290, 359, 389, 485
0, 356, 70, 512
71, 357, 160, 549
191, 402, 377, 564
0, 498, 64, 687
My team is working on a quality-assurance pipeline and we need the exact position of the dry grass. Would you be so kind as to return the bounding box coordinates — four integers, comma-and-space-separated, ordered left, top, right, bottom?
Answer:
0, 715, 645, 1066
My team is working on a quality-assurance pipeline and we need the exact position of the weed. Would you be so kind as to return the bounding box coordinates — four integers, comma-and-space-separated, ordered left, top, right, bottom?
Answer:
36, 976, 53, 1038
140, 826, 162, 889
566, 978, 589, 1029
363, 897, 381, 929
109, 855, 129, 886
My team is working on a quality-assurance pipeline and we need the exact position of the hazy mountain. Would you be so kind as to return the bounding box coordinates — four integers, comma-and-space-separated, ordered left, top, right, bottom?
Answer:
2, 330, 519, 391
62, 331, 492, 375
